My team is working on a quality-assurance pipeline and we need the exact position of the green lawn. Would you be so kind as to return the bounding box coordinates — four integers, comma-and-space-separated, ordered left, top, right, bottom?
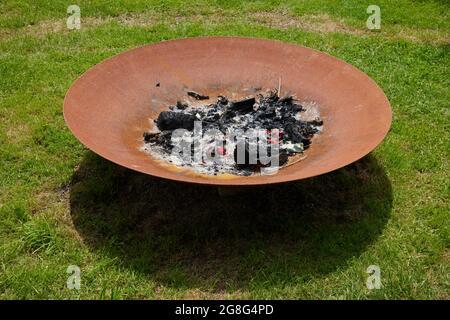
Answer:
0, 0, 449, 299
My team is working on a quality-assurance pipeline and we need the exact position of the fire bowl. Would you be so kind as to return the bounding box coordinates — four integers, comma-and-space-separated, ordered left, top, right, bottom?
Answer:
64, 37, 391, 186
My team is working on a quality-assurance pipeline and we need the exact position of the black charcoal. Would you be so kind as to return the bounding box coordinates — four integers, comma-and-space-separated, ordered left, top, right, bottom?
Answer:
230, 97, 256, 113
144, 89, 322, 175
176, 101, 189, 110
155, 111, 196, 130
187, 90, 209, 100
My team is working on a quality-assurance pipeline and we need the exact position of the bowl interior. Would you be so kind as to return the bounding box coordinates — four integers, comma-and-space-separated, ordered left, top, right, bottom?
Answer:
64, 37, 391, 185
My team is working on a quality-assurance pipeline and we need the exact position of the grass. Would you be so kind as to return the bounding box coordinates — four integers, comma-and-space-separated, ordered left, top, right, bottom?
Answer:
0, 0, 449, 299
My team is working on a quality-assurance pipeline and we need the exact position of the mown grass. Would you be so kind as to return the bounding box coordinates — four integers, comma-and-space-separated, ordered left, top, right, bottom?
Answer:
0, 1, 449, 299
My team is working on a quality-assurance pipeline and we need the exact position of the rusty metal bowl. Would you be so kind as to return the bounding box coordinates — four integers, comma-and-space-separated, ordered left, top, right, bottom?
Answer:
64, 37, 391, 186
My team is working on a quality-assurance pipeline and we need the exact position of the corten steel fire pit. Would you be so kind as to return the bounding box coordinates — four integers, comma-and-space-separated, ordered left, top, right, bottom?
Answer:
63, 37, 391, 186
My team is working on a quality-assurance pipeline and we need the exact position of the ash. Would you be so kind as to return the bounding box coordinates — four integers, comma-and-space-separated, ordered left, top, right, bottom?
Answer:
142, 89, 323, 176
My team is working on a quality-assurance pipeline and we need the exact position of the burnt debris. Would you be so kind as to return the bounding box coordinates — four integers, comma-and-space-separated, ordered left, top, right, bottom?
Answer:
187, 90, 209, 100
230, 97, 256, 112
143, 89, 322, 175
155, 111, 196, 131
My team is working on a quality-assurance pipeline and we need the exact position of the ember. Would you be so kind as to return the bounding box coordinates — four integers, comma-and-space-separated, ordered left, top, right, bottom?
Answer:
142, 89, 322, 176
